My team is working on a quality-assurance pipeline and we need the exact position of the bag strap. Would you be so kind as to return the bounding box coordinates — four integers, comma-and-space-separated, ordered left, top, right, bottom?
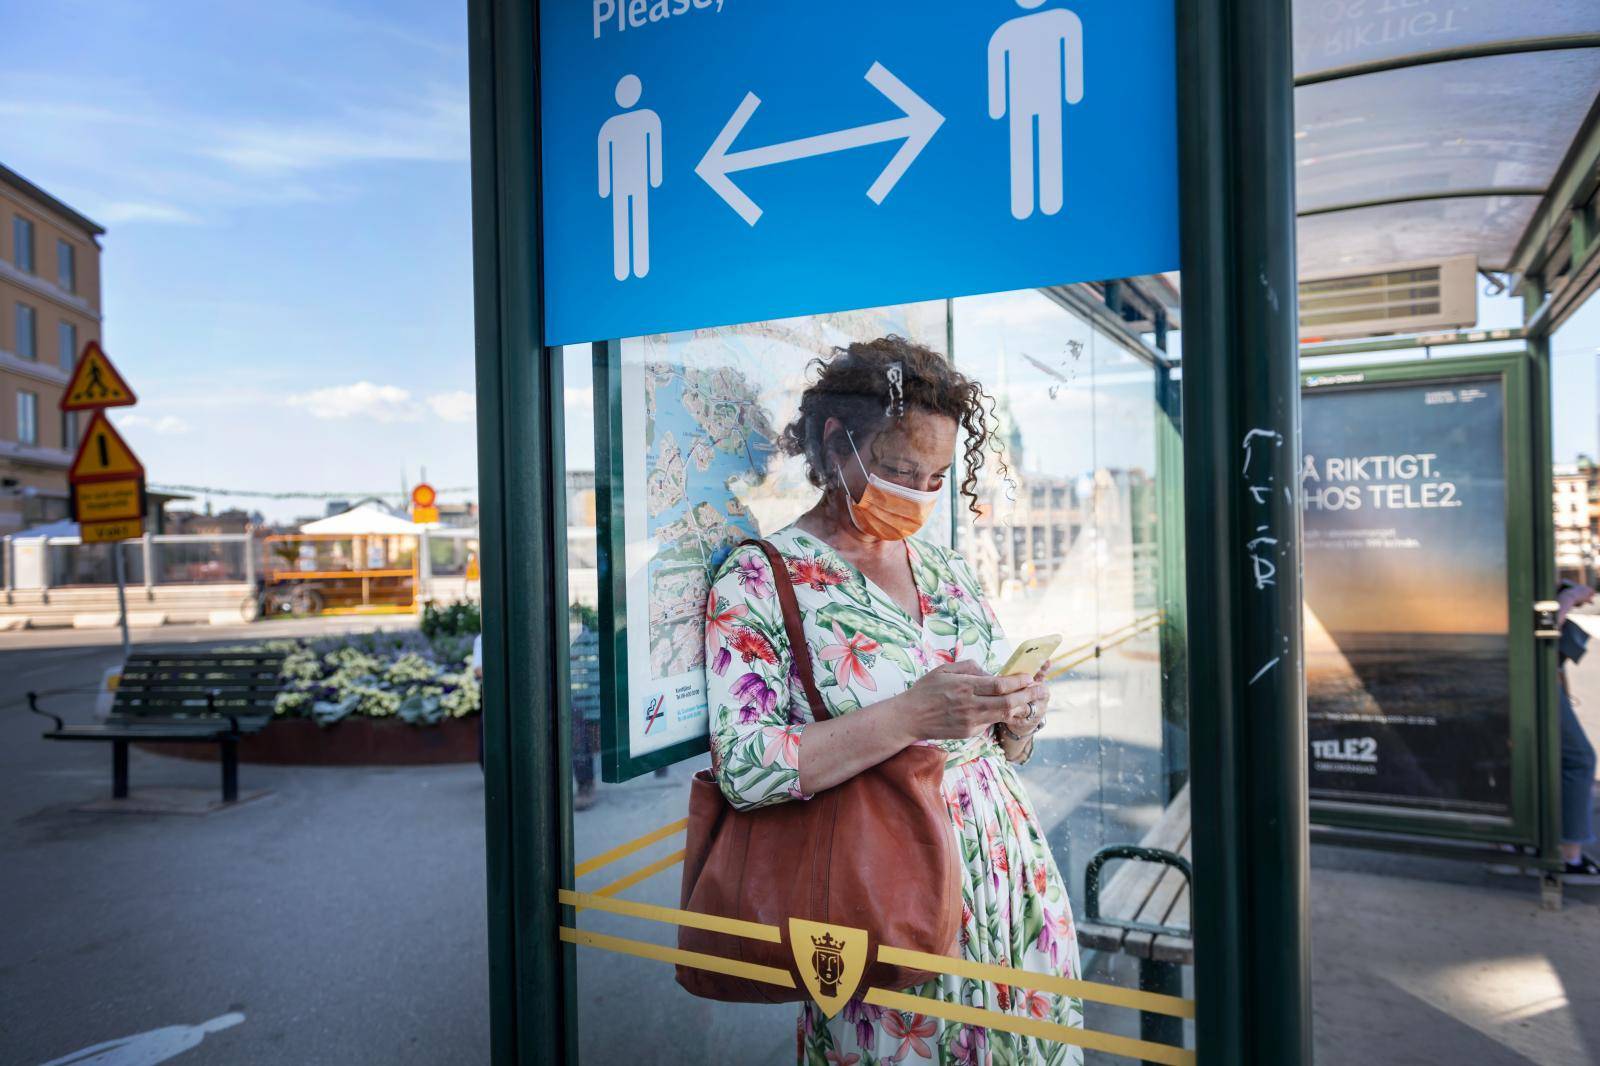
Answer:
738, 538, 830, 723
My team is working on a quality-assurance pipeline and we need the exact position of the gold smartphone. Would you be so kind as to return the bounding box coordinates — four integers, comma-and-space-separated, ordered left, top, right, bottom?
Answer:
999, 634, 1063, 678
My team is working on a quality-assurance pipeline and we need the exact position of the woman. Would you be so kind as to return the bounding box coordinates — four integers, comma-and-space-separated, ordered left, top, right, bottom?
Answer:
705, 337, 1084, 1066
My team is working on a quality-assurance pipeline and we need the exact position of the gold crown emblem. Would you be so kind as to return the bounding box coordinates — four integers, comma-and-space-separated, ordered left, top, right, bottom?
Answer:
811, 931, 845, 951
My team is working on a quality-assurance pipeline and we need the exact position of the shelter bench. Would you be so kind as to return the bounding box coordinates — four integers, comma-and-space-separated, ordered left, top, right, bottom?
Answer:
28, 649, 286, 803
1077, 782, 1193, 1059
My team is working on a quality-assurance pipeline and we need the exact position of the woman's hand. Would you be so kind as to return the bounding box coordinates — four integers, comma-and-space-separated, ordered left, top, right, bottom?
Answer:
901, 660, 1048, 741
1558, 583, 1596, 626
997, 661, 1052, 755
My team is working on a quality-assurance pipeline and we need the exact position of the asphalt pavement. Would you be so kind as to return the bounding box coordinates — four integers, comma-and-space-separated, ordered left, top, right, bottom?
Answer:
1, 619, 488, 1066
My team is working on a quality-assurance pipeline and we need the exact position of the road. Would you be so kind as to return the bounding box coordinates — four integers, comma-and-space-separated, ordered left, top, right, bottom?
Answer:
0, 617, 488, 1066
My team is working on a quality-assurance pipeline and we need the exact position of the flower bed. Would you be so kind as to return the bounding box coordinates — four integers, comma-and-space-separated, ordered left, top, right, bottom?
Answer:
135, 629, 484, 767
239, 629, 480, 726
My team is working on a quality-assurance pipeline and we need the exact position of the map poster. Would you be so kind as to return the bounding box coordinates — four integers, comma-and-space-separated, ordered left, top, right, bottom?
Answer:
1301, 374, 1514, 819
596, 303, 949, 782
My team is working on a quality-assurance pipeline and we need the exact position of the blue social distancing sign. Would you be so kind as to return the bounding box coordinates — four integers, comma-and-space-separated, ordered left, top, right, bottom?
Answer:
538, 1, 1178, 346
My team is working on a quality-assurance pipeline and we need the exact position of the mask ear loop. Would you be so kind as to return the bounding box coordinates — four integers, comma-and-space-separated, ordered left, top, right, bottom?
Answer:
845, 428, 871, 481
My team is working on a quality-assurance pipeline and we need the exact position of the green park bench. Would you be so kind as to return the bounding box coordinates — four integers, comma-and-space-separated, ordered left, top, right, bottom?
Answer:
28, 649, 286, 803
1077, 782, 1193, 1056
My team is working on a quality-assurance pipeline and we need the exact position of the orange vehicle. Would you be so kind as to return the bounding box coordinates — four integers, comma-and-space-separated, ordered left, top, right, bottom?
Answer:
260, 532, 418, 615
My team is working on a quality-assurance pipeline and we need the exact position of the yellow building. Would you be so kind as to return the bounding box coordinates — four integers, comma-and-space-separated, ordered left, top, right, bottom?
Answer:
0, 164, 104, 533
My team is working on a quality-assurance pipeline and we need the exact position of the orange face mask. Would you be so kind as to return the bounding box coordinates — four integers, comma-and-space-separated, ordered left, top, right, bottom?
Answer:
837, 431, 941, 541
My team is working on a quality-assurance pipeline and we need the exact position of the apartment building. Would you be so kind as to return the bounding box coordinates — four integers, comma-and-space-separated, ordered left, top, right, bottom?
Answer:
0, 164, 103, 533
1554, 458, 1598, 586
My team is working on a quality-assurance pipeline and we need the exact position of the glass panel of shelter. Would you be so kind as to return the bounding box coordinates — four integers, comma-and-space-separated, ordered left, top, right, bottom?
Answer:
560, 283, 1194, 1063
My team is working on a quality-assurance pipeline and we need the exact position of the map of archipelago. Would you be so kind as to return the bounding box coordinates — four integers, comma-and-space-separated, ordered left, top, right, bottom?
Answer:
632, 306, 944, 680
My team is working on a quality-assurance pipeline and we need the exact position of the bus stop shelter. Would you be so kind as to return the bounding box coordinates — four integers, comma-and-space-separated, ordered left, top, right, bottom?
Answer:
1292, 8, 1600, 895
467, 1, 1600, 1062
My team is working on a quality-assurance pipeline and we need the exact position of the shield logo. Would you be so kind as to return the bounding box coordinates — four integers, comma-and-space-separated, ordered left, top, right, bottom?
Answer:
788, 918, 869, 1017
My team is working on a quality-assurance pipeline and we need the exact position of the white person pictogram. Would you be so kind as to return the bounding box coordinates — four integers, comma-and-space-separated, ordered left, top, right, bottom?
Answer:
597, 74, 663, 280
987, 1, 1085, 220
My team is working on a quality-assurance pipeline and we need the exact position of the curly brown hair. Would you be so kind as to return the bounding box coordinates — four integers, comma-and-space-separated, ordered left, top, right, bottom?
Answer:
778, 335, 1001, 514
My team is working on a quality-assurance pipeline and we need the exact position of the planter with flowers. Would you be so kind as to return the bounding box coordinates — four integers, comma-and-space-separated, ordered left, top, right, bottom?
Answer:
136, 625, 484, 766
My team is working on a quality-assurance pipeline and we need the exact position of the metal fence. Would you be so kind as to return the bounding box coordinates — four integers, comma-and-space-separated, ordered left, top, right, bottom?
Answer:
3, 532, 255, 591
2, 528, 488, 601
424, 527, 479, 577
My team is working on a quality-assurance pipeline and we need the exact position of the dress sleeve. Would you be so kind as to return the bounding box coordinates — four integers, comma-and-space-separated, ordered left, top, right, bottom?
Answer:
705, 545, 810, 811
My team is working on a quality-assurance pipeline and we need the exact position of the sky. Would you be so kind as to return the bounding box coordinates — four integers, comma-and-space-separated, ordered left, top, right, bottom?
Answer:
2, 0, 475, 521
4, 1, 1598, 523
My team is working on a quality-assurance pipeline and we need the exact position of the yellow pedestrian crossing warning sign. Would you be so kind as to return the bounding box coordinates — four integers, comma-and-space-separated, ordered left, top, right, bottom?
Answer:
60, 340, 137, 411
70, 412, 145, 483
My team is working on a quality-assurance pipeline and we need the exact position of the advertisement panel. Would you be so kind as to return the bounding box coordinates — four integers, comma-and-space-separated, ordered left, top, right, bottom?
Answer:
1301, 373, 1512, 818
595, 301, 950, 780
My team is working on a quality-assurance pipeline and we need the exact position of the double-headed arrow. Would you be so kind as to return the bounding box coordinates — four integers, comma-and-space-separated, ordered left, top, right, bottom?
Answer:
696, 62, 944, 226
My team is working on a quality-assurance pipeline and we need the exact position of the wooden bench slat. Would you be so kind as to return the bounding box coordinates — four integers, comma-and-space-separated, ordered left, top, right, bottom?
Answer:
1149, 882, 1194, 964
112, 648, 286, 724
119, 677, 283, 685
1084, 784, 1193, 961
1094, 786, 1190, 926
1121, 832, 1193, 959
117, 687, 283, 698
1074, 922, 1131, 953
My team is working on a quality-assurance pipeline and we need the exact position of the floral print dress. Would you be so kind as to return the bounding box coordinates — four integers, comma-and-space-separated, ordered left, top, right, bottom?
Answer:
705, 527, 1084, 1066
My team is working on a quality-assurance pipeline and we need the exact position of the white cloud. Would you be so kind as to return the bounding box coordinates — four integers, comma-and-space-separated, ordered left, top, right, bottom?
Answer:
99, 201, 202, 225
199, 87, 468, 175
0, 73, 466, 226
289, 381, 421, 422
427, 390, 476, 423
115, 413, 191, 435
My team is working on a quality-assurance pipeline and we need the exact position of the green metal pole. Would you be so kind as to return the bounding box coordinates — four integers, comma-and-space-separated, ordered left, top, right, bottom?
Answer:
469, 1, 567, 1062
1176, 0, 1311, 1061
1524, 276, 1564, 880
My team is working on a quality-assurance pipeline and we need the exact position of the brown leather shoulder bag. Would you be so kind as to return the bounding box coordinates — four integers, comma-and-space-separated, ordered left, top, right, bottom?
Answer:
675, 538, 961, 1002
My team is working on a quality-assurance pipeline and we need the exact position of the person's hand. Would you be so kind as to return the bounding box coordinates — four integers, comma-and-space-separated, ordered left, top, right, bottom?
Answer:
1560, 583, 1597, 610
901, 660, 1049, 741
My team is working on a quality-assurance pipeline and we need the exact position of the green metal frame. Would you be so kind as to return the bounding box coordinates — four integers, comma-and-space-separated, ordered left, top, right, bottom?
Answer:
1176, 0, 1310, 1061
591, 338, 712, 782
1525, 280, 1565, 877
1299, 354, 1542, 846
468, 1, 573, 1062
1302, 328, 1527, 360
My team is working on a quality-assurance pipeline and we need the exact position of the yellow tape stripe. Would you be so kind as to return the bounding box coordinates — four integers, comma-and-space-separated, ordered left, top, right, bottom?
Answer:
1046, 615, 1163, 680
559, 926, 795, 988
1034, 612, 1162, 671
876, 945, 1192, 1019
559, 889, 783, 943
864, 987, 1194, 1066
562, 918, 1193, 1058
591, 848, 687, 898
558, 891, 1193, 1019
573, 817, 688, 878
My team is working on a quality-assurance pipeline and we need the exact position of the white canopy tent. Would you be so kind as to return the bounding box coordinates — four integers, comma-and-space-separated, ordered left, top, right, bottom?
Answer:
298, 503, 423, 537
